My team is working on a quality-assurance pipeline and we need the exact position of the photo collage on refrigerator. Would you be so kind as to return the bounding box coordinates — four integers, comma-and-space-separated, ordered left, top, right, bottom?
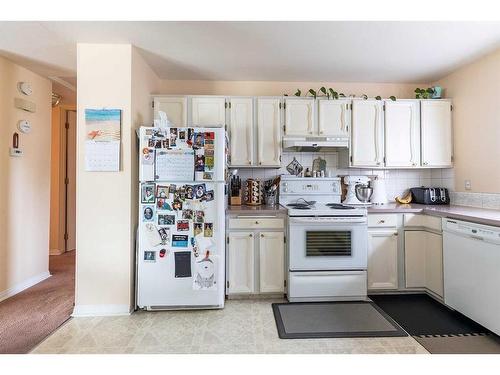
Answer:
140, 127, 218, 291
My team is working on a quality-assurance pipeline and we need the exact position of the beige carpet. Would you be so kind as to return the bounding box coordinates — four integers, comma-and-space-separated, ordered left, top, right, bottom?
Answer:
0, 250, 75, 354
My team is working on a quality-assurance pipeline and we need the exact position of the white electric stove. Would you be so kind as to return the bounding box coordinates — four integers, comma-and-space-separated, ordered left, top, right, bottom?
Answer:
280, 175, 369, 302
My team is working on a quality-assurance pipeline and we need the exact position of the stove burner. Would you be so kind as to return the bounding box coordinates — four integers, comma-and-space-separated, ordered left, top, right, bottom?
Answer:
326, 203, 355, 210
287, 203, 313, 209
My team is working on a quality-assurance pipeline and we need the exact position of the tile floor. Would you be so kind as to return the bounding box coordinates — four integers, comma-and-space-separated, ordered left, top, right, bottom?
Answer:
32, 299, 429, 354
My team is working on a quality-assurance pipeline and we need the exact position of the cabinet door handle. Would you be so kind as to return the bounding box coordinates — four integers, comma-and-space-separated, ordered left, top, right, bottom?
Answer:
255, 221, 259, 224
249, 234, 253, 237
260, 234, 264, 238
378, 220, 385, 224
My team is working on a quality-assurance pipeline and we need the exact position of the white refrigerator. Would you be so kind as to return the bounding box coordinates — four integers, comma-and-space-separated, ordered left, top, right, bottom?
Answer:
136, 126, 226, 310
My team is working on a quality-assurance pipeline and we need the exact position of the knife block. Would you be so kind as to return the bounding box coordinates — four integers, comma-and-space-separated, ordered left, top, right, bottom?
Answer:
230, 189, 242, 206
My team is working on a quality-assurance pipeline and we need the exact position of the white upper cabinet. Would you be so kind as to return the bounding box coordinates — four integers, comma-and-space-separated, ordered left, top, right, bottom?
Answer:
257, 97, 282, 167
317, 99, 351, 138
190, 96, 226, 127
259, 231, 285, 293
421, 100, 453, 167
228, 97, 254, 166
384, 100, 421, 168
153, 96, 187, 127
350, 100, 384, 167
284, 97, 315, 136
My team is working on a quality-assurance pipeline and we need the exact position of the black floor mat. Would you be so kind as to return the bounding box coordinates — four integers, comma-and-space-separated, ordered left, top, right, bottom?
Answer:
370, 294, 489, 336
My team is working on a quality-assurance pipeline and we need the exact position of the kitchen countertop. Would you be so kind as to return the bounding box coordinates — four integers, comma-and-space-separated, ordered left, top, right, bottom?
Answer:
226, 204, 288, 215
368, 203, 500, 227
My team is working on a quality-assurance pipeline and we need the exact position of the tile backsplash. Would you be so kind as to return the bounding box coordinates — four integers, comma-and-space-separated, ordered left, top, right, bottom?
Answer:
450, 192, 500, 210
231, 151, 455, 201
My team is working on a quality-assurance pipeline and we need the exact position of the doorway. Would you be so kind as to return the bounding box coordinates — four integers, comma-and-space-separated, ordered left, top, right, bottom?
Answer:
49, 106, 76, 255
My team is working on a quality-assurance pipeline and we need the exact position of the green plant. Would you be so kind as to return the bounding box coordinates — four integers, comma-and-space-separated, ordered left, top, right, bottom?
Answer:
361, 94, 368, 100
389, 96, 396, 101
415, 87, 435, 99
308, 89, 317, 99
375, 96, 382, 100
294, 89, 301, 97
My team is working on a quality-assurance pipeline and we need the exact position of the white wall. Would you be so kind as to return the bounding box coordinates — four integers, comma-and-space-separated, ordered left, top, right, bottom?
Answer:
0, 55, 52, 301
156, 80, 421, 99
434, 48, 500, 194
74, 44, 158, 316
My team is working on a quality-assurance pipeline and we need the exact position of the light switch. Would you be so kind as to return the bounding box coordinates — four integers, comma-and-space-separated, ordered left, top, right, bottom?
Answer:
464, 180, 472, 190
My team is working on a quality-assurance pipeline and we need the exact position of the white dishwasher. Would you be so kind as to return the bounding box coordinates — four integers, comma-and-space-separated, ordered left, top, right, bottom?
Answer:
443, 218, 500, 335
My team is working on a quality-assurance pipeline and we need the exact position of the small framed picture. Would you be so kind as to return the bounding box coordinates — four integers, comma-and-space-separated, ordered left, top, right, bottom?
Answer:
185, 185, 194, 200
156, 185, 169, 198
204, 223, 213, 237
144, 250, 156, 262
193, 132, 204, 149
158, 227, 169, 245
142, 205, 155, 222
193, 223, 203, 236
182, 209, 194, 220
204, 190, 215, 202
157, 198, 172, 211
177, 220, 189, 231
195, 210, 205, 223
158, 214, 175, 226
141, 183, 156, 203
195, 155, 205, 172
194, 184, 206, 199
172, 200, 183, 211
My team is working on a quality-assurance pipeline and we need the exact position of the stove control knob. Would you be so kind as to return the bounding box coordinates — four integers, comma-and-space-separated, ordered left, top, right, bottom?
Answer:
282, 182, 288, 192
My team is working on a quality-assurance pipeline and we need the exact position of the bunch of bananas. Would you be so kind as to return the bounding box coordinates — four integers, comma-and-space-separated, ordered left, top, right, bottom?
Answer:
395, 191, 412, 204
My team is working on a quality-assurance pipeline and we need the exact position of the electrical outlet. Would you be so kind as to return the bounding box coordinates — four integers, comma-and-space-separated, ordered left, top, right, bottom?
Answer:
464, 180, 472, 190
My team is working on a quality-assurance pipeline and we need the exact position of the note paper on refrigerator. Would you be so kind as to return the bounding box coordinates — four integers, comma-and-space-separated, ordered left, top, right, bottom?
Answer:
155, 149, 194, 181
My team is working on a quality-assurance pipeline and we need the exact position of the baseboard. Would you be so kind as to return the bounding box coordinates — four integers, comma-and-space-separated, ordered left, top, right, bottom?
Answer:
49, 248, 65, 255
0, 271, 51, 303
72, 304, 132, 317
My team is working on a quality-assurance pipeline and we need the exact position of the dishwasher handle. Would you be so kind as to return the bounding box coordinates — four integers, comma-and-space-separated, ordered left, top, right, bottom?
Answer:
444, 218, 500, 245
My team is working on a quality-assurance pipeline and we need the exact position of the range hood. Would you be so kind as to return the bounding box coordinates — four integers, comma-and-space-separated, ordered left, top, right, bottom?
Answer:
282, 137, 349, 152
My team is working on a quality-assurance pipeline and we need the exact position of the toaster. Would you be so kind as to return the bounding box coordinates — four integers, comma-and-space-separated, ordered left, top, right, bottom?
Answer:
410, 187, 450, 205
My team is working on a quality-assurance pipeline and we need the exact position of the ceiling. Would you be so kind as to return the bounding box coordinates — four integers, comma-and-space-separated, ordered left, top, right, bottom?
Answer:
1, 21, 500, 85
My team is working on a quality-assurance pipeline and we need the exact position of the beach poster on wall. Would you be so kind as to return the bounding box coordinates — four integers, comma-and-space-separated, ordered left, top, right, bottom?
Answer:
84, 108, 121, 171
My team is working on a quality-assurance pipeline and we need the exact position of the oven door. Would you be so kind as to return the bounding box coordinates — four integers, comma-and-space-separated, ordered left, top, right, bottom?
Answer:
289, 216, 368, 271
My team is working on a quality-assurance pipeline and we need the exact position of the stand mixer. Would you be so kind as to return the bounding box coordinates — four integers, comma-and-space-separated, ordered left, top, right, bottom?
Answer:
343, 175, 372, 205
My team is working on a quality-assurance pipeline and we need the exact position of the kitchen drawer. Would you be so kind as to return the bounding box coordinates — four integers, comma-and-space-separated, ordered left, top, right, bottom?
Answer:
229, 217, 284, 230
368, 214, 398, 228
289, 271, 367, 301
404, 213, 441, 231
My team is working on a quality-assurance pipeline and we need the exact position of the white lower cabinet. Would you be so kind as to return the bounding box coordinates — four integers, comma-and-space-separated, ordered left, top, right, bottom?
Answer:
259, 232, 285, 293
227, 232, 255, 294
368, 230, 399, 290
226, 218, 285, 296
425, 232, 444, 297
404, 230, 443, 297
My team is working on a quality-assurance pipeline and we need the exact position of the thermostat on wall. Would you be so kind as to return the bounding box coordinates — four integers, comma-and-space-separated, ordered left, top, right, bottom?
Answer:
17, 120, 32, 134
17, 81, 32, 96
10, 148, 23, 157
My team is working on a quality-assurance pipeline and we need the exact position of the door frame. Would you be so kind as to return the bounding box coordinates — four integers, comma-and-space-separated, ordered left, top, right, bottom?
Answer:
49, 105, 76, 255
